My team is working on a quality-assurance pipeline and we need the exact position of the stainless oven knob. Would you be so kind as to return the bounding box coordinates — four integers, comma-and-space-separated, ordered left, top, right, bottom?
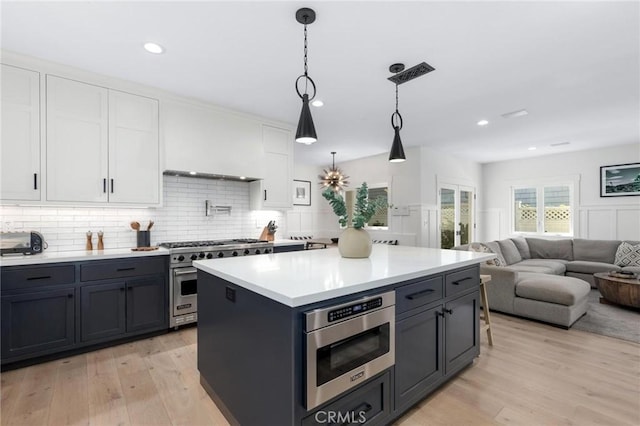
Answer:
217, 252, 224, 258
199, 252, 205, 259
190, 254, 198, 261
177, 255, 185, 262
255, 249, 261, 255
206, 253, 214, 259
244, 249, 250, 255
264, 248, 271, 254
232, 251, 238, 256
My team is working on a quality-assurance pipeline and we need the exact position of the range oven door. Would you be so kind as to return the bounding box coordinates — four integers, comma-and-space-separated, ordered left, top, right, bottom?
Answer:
305, 300, 395, 410
172, 267, 198, 316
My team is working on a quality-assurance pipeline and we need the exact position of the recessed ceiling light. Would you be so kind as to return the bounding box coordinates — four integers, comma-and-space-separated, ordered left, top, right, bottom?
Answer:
477, 120, 489, 126
311, 99, 324, 107
528, 146, 537, 151
189, 171, 197, 175
501, 109, 529, 119
239, 176, 246, 180
143, 42, 164, 54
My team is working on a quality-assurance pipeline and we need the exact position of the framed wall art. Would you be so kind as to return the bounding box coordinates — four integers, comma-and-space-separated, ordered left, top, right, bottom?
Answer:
293, 180, 311, 205
600, 163, 640, 197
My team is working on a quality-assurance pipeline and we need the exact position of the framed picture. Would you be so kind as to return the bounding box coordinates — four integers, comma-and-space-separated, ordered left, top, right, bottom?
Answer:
293, 180, 311, 205
600, 163, 640, 197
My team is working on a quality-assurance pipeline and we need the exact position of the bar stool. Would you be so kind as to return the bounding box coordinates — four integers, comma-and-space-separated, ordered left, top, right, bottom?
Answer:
479, 274, 494, 346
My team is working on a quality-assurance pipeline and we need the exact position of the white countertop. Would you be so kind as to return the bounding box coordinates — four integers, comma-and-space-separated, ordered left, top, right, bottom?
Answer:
0, 247, 169, 267
194, 245, 495, 307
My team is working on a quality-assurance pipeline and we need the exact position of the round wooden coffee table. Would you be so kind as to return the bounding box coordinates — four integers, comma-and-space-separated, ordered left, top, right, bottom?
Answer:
593, 272, 640, 309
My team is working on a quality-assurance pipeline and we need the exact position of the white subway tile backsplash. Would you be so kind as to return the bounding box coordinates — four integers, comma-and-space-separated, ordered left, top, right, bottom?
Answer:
0, 175, 285, 252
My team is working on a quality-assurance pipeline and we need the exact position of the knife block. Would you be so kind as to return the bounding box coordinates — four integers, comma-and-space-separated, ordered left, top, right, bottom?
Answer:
259, 227, 274, 242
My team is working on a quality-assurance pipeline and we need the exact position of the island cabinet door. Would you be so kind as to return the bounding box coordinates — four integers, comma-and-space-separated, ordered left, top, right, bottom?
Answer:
444, 290, 479, 375
394, 305, 443, 411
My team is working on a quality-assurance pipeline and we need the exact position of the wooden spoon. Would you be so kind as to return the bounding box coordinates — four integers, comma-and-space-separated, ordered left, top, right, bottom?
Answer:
130, 221, 140, 231
147, 220, 154, 231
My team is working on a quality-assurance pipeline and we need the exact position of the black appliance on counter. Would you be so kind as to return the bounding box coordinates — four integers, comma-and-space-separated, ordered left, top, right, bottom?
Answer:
159, 239, 273, 328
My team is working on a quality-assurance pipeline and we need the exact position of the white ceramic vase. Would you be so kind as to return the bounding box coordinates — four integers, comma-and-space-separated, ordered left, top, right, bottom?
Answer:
338, 227, 372, 258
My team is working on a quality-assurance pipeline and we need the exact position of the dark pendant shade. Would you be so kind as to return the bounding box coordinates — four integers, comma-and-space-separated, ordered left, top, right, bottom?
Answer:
389, 126, 406, 162
296, 94, 317, 144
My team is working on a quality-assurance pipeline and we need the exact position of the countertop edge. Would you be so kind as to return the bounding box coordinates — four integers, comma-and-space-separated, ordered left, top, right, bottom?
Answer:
0, 248, 170, 267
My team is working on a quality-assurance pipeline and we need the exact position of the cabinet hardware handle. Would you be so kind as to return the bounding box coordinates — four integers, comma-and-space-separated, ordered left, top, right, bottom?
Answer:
33, 173, 38, 190
452, 277, 472, 286
116, 267, 135, 272
120, 287, 125, 292
68, 293, 74, 298
110, 178, 114, 193
103, 178, 107, 193
264, 190, 267, 201
27, 275, 52, 281
443, 308, 453, 315
406, 288, 435, 300
437, 311, 445, 317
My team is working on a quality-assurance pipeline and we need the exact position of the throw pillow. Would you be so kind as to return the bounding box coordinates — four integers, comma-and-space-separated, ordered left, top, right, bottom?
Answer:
469, 242, 504, 267
614, 241, 640, 267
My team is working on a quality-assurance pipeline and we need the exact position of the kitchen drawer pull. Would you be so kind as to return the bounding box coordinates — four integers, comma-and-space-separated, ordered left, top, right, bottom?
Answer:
110, 179, 114, 193
443, 308, 453, 315
116, 267, 135, 272
103, 178, 107, 193
452, 277, 472, 286
406, 288, 435, 300
120, 287, 125, 292
33, 173, 38, 190
26, 275, 52, 281
174, 268, 197, 276
68, 293, 74, 298
264, 190, 267, 201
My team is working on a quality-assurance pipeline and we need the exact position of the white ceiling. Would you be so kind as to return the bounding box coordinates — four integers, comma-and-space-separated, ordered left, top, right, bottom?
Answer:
2, 1, 639, 166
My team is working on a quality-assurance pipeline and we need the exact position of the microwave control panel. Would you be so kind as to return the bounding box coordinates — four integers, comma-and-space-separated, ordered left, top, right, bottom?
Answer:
328, 297, 383, 322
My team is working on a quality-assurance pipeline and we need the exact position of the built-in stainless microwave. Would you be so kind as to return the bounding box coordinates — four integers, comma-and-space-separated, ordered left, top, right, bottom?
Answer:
305, 291, 395, 410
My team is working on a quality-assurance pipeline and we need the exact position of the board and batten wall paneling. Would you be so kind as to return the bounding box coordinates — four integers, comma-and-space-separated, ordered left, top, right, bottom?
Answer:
482, 143, 640, 240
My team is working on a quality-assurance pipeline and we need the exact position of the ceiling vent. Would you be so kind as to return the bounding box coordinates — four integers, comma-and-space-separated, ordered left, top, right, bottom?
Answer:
501, 109, 529, 119
387, 62, 435, 85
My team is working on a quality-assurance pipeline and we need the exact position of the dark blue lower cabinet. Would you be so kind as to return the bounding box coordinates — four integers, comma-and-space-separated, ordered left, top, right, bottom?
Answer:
302, 372, 391, 426
444, 291, 479, 375
81, 282, 126, 342
1, 287, 76, 360
126, 276, 167, 333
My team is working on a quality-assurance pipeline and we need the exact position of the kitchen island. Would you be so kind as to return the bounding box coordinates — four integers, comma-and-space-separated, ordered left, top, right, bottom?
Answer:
194, 245, 493, 426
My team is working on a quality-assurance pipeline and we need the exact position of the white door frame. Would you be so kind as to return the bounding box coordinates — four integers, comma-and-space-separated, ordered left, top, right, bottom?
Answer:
437, 181, 476, 248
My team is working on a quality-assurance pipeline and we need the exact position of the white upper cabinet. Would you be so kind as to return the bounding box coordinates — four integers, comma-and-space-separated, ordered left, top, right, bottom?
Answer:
46, 75, 109, 203
163, 99, 262, 177
108, 90, 159, 204
249, 125, 293, 210
0, 64, 41, 201
46, 75, 160, 205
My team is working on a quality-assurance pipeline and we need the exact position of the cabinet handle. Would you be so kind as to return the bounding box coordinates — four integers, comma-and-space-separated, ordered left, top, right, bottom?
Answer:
120, 287, 125, 292
110, 178, 114, 193
264, 190, 267, 201
27, 275, 52, 281
437, 311, 445, 317
452, 277, 472, 286
443, 308, 453, 315
406, 288, 435, 300
68, 293, 74, 298
103, 178, 107, 193
116, 267, 135, 272
33, 173, 38, 190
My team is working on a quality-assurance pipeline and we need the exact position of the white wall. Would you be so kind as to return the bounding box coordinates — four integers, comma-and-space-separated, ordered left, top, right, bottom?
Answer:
0, 175, 286, 252
481, 143, 640, 241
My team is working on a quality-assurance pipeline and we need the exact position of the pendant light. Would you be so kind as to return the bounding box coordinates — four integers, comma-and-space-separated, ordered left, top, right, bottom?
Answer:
319, 152, 349, 192
295, 8, 318, 144
389, 63, 406, 162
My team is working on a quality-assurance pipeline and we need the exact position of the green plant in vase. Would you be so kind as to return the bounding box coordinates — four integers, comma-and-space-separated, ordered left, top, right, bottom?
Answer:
322, 182, 388, 229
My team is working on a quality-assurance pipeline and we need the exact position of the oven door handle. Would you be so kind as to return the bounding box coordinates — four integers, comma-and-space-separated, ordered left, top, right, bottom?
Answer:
174, 268, 198, 276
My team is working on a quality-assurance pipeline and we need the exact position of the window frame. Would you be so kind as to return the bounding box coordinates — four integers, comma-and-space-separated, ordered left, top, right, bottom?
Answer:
509, 176, 578, 237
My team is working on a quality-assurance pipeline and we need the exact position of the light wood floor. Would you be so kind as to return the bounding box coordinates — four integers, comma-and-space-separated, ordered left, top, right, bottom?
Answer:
1, 313, 639, 426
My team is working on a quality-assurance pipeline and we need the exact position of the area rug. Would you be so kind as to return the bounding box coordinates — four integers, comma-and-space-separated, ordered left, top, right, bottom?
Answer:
572, 289, 640, 343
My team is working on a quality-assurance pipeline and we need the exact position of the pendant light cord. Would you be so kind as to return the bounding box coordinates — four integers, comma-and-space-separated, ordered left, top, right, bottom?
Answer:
303, 23, 309, 94
395, 84, 399, 114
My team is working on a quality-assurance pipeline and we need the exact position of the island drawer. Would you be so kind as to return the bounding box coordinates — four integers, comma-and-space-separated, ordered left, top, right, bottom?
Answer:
80, 257, 166, 282
395, 277, 443, 314
302, 371, 390, 426
445, 266, 479, 297
2, 264, 76, 291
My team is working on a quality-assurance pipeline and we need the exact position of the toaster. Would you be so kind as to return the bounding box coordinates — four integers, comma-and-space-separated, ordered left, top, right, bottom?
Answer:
0, 231, 45, 255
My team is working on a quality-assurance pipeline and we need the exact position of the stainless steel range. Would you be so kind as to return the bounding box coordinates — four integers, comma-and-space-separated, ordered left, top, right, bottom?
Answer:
159, 239, 273, 328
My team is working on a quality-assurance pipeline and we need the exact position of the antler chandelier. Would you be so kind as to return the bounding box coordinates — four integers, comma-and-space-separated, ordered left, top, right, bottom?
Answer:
319, 152, 349, 192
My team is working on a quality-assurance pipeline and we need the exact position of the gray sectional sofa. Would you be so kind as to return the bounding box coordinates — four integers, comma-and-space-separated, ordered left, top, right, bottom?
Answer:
454, 238, 640, 328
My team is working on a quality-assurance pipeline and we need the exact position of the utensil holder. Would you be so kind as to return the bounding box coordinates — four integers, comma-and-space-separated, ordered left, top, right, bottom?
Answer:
137, 231, 151, 247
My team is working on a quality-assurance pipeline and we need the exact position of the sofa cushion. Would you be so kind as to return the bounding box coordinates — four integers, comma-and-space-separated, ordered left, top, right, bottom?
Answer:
513, 259, 567, 274
526, 238, 574, 261
516, 275, 590, 306
498, 239, 523, 265
468, 242, 500, 266
510, 237, 531, 259
484, 241, 507, 267
572, 238, 620, 263
565, 260, 620, 274
614, 241, 640, 267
